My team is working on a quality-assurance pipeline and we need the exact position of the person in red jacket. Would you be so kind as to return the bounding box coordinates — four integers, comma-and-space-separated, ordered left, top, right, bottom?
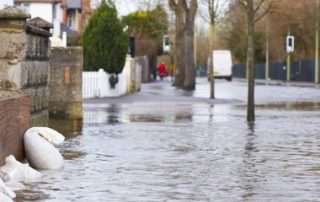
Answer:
157, 62, 169, 80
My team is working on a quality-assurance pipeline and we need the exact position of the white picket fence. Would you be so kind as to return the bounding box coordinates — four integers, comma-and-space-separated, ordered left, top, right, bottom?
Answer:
82, 56, 141, 99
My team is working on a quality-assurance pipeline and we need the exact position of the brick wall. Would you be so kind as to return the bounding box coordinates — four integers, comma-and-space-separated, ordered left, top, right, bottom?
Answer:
0, 94, 30, 165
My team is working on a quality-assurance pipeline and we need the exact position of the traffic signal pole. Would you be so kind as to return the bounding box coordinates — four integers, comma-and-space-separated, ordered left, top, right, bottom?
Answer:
286, 34, 294, 81
287, 53, 291, 81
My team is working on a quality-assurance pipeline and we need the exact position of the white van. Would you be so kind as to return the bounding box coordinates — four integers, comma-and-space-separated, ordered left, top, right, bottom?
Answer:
207, 50, 233, 81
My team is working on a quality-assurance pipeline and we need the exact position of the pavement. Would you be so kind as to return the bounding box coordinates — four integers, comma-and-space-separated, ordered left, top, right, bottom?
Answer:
234, 78, 320, 88
84, 80, 242, 105
84, 77, 320, 106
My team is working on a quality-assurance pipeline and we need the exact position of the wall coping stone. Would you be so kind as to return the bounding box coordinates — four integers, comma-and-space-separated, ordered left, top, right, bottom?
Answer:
26, 24, 52, 37
26, 17, 53, 37
27, 17, 53, 30
0, 90, 23, 101
0, 6, 30, 20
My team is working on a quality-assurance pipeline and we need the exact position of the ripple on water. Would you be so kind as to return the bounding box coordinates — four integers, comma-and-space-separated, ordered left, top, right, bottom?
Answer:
17, 102, 320, 201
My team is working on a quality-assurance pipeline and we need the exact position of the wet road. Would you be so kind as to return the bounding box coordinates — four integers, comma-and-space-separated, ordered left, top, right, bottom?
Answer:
17, 79, 320, 201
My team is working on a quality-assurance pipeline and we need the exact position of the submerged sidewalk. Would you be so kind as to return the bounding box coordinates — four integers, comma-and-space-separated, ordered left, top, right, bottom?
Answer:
84, 80, 242, 105
234, 78, 320, 88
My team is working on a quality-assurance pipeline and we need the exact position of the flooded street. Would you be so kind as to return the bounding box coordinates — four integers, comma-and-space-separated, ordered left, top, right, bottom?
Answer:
18, 79, 320, 201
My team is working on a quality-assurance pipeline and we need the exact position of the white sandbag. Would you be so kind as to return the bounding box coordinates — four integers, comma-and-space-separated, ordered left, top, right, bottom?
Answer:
24, 131, 64, 170
0, 156, 41, 182
0, 171, 10, 182
0, 178, 15, 199
4, 181, 25, 191
0, 192, 13, 202
26, 127, 65, 145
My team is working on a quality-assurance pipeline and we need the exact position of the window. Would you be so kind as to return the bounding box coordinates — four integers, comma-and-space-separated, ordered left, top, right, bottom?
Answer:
67, 10, 76, 29
53, 3, 57, 19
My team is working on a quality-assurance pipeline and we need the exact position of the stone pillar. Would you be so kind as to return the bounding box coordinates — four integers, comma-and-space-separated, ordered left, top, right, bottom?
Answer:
136, 56, 149, 83
49, 47, 83, 120
0, 7, 30, 164
0, 7, 53, 126
0, 6, 30, 89
26, 17, 53, 126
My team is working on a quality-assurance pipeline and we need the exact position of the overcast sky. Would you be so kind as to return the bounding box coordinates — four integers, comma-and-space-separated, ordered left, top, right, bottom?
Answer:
114, 0, 140, 16
0, 0, 13, 8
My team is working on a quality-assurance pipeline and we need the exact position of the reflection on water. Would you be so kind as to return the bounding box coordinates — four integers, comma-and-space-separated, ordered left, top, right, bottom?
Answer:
256, 102, 320, 111
62, 150, 86, 160
241, 122, 258, 199
17, 102, 320, 201
49, 119, 82, 138
16, 189, 49, 202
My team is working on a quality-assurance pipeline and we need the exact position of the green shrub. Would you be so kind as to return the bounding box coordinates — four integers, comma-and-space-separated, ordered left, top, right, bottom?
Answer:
81, 0, 128, 74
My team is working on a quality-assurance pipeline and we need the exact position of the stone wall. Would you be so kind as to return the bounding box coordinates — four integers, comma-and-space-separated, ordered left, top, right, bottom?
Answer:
49, 47, 83, 120
125, 56, 141, 94
135, 56, 149, 83
0, 7, 52, 126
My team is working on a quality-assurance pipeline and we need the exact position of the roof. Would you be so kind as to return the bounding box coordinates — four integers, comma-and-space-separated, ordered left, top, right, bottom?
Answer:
61, 23, 78, 36
27, 17, 53, 29
14, 0, 60, 3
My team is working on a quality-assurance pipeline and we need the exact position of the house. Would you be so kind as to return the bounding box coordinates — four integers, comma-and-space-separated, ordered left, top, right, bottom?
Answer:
12, 0, 96, 44
14, 0, 61, 37
14, 0, 60, 24
60, 0, 82, 33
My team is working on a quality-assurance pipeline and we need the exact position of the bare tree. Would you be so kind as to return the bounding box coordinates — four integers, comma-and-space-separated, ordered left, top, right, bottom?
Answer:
239, 0, 273, 122
137, 0, 164, 10
169, 0, 198, 90
169, 0, 186, 87
201, 0, 228, 98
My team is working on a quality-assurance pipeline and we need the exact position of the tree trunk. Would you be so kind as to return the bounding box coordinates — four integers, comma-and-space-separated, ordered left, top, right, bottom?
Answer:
169, 0, 197, 89
209, 23, 215, 98
170, 0, 185, 87
183, 0, 197, 90
184, 23, 196, 90
246, 0, 255, 122
173, 9, 185, 87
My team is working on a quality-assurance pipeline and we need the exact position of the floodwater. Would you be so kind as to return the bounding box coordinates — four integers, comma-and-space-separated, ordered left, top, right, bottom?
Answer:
16, 80, 320, 202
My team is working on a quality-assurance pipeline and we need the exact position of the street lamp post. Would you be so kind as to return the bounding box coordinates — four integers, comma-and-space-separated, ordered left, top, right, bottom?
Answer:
265, 16, 269, 80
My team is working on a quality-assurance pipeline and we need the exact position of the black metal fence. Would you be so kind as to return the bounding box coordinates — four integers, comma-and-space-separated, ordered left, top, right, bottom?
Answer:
232, 59, 316, 82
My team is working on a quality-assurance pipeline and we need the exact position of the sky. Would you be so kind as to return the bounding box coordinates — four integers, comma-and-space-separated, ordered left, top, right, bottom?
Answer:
114, 0, 140, 16
91, 0, 141, 16
0, 0, 13, 8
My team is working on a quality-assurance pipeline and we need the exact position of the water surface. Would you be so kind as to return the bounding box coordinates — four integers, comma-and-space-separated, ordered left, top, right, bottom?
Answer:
16, 101, 320, 202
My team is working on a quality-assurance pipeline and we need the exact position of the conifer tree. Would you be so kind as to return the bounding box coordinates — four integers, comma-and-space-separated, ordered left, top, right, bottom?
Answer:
81, 0, 128, 75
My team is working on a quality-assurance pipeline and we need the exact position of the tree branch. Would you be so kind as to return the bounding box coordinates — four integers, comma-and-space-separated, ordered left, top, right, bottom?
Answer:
181, 0, 188, 11
169, 0, 178, 11
254, 0, 273, 22
254, 0, 265, 14
189, 0, 198, 22
238, 0, 248, 10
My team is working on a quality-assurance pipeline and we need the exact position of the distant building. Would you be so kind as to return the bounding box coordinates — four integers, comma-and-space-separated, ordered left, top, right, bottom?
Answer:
14, 0, 60, 24
60, 0, 82, 33
10, 0, 96, 44
14, 0, 61, 36
82, 0, 94, 26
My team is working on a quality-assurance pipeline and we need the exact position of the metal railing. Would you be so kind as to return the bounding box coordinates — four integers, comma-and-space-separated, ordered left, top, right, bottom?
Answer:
233, 59, 317, 83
